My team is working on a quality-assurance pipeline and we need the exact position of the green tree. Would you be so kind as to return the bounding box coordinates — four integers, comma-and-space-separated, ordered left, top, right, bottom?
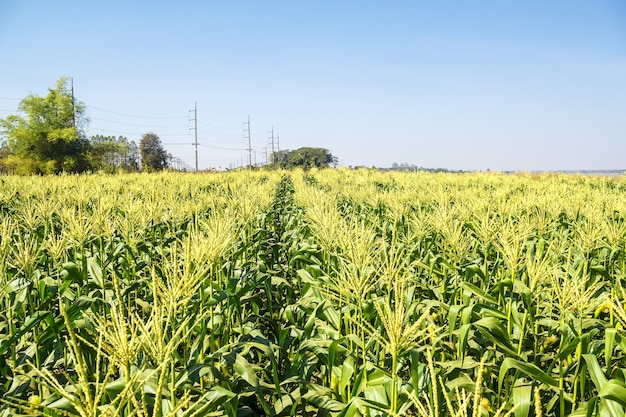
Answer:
273, 147, 337, 169
89, 135, 139, 172
0, 77, 90, 174
139, 132, 168, 171
125, 139, 140, 171
0, 143, 11, 174
272, 149, 290, 167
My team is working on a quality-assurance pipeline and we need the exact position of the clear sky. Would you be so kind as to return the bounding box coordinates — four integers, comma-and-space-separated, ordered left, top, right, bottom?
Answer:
1, 1, 625, 171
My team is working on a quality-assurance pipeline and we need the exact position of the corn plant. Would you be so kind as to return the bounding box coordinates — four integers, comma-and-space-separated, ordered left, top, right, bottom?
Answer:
2, 170, 626, 416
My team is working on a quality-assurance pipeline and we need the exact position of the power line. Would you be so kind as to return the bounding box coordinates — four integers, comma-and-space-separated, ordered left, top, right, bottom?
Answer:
197, 137, 245, 146
90, 116, 188, 128
198, 143, 246, 151
89, 127, 191, 137
89, 127, 146, 135
197, 128, 242, 138
86, 105, 188, 120
197, 120, 240, 130
203, 155, 239, 162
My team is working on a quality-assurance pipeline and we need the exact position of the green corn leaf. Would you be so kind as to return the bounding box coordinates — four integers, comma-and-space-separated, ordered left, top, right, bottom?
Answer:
446, 374, 476, 392
556, 335, 581, 361
233, 354, 259, 388
61, 262, 83, 284
605, 328, 617, 369
304, 300, 327, 336
599, 379, 626, 407
302, 386, 344, 412
458, 323, 472, 360
448, 304, 463, 336
498, 358, 558, 395
582, 354, 625, 417
350, 366, 367, 398
582, 354, 608, 387
512, 379, 532, 417
337, 397, 389, 417
590, 264, 611, 280
364, 385, 389, 407
197, 386, 237, 410
339, 356, 356, 398
47, 397, 78, 413
461, 279, 496, 304
0, 311, 50, 355
474, 316, 516, 355
86, 257, 103, 287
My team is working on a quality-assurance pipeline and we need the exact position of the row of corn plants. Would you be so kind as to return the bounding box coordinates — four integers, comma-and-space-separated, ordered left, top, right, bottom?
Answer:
0, 171, 282, 415
2, 169, 626, 416
293, 169, 626, 417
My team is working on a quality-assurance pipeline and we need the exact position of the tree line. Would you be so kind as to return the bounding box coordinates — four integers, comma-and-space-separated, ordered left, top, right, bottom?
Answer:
0, 78, 174, 174
271, 147, 337, 169
0, 77, 337, 174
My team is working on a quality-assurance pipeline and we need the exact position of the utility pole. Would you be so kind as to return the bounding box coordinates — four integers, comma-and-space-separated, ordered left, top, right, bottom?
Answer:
189, 102, 198, 172
276, 132, 279, 153
244, 116, 252, 168
194, 102, 198, 172
268, 127, 275, 167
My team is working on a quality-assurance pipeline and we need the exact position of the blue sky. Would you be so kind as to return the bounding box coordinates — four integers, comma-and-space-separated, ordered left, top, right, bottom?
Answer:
1, 1, 625, 170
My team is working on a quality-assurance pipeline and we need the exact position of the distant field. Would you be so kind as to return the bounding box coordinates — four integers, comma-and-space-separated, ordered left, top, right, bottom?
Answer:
1, 170, 626, 416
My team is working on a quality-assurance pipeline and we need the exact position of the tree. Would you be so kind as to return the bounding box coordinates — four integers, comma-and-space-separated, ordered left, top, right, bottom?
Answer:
272, 147, 337, 169
139, 132, 168, 171
89, 135, 139, 172
0, 143, 12, 174
271, 149, 291, 167
0, 77, 90, 174
125, 139, 140, 171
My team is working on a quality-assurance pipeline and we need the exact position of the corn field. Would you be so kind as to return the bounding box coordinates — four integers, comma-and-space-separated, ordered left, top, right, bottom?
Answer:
1, 169, 626, 417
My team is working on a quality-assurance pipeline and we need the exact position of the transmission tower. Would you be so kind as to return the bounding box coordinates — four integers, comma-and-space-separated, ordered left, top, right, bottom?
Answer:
189, 102, 198, 172
243, 116, 252, 168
